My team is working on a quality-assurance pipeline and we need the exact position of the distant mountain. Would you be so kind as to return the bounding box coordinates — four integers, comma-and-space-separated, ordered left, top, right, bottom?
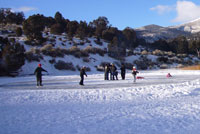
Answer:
134, 24, 190, 43
170, 18, 200, 33
134, 18, 200, 43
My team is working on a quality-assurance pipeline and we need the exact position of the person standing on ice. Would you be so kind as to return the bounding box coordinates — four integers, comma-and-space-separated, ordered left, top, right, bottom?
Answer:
132, 66, 139, 83
104, 64, 109, 80
34, 63, 48, 86
120, 63, 126, 80
111, 63, 117, 80
79, 66, 87, 86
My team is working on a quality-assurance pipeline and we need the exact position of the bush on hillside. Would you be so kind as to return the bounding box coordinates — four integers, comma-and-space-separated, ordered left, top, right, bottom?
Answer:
83, 46, 105, 56
25, 51, 43, 62
40, 44, 65, 57
16, 27, 23, 37
152, 49, 164, 56
141, 50, 148, 55
83, 57, 90, 62
157, 56, 168, 63
69, 46, 89, 58
54, 60, 76, 71
134, 56, 154, 70
49, 59, 56, 64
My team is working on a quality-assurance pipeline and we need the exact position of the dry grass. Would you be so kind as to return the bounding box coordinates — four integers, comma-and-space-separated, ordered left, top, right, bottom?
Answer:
181, 65, 200, 70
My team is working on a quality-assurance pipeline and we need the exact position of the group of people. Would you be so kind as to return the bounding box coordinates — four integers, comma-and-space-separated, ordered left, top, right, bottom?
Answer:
34, 63, 140, 87
104, 63, 127, 81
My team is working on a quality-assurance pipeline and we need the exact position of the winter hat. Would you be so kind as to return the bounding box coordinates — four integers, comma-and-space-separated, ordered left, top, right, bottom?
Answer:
38, 63, 41, 67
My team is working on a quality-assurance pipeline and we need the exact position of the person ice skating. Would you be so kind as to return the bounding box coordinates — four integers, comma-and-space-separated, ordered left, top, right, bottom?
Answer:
120, 64, 126, 80
111, 63, 117, 80
34, 63, 48, 86
114, 70, 118, 80
104, 64, 110, 80
132, 66, 139, 83
79, 66, 87, 86
166, 73, 172, 78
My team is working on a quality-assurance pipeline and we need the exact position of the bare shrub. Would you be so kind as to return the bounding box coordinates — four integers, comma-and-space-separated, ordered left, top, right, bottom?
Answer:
83, 57, 90, 62
69, 46, 80, 53
83, 46, 105, 56
69, 46, 89, 57
152, 49, 164, 56
94, 39, 103, 45
157, 56, 168, 63
54, 60, 76, 71
141, 50, 148, 55
86, 39, 91, 43
29, 47, 40, 54
49, 59, 56, 64
40, 44, 64, 57
40, 44, 53, 52
25, 51, 43, 62
160, 64, 168, 69
80, 41, 85, 45
134, 56, 154, 70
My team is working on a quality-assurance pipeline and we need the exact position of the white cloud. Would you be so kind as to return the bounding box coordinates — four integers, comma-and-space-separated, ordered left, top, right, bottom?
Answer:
12, 7, 37, 13
173, 1, 200, 23
150, 5, 174, 15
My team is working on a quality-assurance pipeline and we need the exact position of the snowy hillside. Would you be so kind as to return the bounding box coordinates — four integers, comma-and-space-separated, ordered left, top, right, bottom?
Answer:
1, 69, 200, 134
17, 33, 120, 76
3, 31, 199, 76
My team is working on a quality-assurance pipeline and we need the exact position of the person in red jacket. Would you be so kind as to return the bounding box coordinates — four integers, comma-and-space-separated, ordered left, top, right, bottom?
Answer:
34, 64, 48, 86
166, 73, 172, 78
132, 66, 139, 83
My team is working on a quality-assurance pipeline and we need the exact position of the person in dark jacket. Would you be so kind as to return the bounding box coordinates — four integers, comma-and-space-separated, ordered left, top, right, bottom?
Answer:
120, 64, 126, 80
104, 64, 110, 80
110, 63, 117, 80
34, 64, 48, 86
79, 66, 87, 85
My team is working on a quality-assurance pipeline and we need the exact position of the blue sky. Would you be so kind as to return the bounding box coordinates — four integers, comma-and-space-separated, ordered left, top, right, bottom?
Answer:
1, 0, 200, 30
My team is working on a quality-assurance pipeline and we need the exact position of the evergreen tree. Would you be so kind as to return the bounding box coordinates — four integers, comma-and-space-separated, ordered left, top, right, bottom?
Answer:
16, 27, 23, 37
23, 14, 46, 41
76, 21, 89, 40
0, 37, 25, 76
122, 27, 137, 49
66, 21, 79, 39
90, 16, 110, 38
50, 23, 64, 35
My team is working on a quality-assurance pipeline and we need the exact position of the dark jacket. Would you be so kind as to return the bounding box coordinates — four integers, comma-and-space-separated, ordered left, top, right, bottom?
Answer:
80, 68, 87, 77
132, 70, 139, 75
111, 65, 117, 73
120, 65, 126, 74
34, 67, 47, 77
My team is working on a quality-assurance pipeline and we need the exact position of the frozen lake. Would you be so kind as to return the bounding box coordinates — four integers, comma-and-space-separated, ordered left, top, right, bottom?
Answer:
1, 69, 200, 134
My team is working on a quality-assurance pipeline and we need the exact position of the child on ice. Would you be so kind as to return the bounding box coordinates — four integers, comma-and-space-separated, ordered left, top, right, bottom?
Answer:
132, 66, 139, 83
166, 73, 172, 78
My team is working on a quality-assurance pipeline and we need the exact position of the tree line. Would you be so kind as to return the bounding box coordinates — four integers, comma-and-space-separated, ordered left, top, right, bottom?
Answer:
21, 11, 142, 57
1, 8, 200, 76
150, 36, 200, 56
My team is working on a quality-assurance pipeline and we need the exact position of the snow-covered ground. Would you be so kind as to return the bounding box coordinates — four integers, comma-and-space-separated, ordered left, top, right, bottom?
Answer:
1, 69, 200, 134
